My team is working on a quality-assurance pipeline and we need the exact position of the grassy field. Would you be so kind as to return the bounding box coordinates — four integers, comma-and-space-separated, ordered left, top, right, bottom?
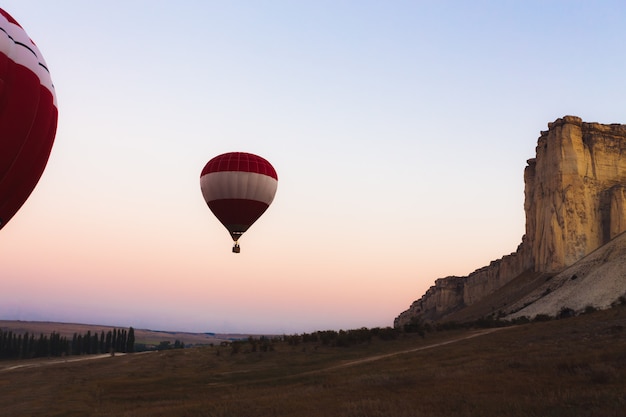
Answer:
1, 306, 625, 417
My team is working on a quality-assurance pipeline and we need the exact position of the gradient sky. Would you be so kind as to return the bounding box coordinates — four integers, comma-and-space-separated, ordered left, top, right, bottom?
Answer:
2, 1, 626, 334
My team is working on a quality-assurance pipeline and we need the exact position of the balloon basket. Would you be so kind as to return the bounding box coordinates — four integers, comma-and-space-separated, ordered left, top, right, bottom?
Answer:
232, 243, 241, 253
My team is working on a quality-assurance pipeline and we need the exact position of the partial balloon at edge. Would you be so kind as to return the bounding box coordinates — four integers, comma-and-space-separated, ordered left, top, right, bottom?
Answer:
200, 152, 278, 253
0, 8, 58, 231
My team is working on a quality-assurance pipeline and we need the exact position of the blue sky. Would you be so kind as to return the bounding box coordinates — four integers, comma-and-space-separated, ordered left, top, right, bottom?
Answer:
1, 1, 626, 334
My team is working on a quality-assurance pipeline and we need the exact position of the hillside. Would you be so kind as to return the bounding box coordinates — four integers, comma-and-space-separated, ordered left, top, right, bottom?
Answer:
505, 230, 626, 319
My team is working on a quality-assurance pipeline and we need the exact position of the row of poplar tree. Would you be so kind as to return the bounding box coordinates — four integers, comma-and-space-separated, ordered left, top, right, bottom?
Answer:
0, 327, 135, 360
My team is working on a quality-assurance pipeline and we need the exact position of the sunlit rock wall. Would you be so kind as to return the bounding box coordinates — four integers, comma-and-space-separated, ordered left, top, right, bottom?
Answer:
525, 116, 626, 272
394, 277, 465, 325
395, 116, 626, 327
462, 241, 532, 306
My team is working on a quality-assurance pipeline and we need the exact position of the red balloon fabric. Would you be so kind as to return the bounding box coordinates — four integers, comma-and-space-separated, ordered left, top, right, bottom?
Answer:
0, 8, 58, 230
200, 152, 277, 243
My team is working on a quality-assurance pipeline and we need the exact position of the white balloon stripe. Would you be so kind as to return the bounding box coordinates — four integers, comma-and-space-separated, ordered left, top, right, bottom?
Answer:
200, 171, 277, 205
0, 10, 56, 104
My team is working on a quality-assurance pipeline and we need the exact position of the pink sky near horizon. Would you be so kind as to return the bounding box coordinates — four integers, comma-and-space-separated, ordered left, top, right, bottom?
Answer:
2, 1, 626, 334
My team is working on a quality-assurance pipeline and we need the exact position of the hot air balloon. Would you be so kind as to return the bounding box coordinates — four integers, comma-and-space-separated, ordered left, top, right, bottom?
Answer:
0, 9, 57, 230
200, 152, 278, 253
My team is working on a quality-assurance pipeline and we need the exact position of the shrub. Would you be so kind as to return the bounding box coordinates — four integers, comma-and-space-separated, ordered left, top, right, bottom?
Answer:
510, 316, 530, 325
532, 314, 553, 322
376, 327, 400, 341
583, 305, 597, 314
557, 307, 576, 319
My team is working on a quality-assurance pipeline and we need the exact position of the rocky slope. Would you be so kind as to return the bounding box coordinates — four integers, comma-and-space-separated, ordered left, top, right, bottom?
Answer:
505, 230, 626, 319
395, 116, 626, 327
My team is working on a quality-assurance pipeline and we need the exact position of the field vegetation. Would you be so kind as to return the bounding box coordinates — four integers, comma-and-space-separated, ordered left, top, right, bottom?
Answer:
1, 305, 625, 417
0, 327, 135, 360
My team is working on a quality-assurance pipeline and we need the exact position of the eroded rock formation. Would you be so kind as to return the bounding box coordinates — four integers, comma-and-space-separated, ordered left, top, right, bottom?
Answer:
395, 116, 626, 327
526, 116, 626, 272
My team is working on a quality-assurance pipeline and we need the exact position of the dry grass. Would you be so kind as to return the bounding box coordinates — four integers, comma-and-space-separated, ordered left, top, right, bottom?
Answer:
1, 307, 625, 416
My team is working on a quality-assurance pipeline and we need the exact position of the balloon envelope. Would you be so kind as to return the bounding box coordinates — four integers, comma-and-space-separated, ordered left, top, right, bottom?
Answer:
0, 8, 57, 230
200, 152, 278, 245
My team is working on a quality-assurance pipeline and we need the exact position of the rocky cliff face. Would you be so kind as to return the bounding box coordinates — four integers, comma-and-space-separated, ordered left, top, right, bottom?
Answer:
397, 277, 465, 324
526, 116, 626, 272
395, 116, 626, 327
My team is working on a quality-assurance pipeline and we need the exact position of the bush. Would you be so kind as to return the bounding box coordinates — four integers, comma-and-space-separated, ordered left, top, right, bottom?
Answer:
583, 305, 597, 314
403, 317, 428, 336
533, 314, 553, 322
557, 307, 576, 319
376, 327, 400, 341
510, 316, 530, 325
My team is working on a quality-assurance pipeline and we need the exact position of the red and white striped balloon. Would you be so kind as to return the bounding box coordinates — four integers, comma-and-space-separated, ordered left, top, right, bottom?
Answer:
0, 8, 58, 230
200, 152, 277, 251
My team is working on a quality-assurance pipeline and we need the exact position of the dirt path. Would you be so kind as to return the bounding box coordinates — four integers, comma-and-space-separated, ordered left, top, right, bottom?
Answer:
0, 328, 507, 376
319, 327, 507, 373
0, 353, 129, 373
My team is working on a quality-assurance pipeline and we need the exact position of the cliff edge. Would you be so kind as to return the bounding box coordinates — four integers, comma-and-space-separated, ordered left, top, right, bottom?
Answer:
395, 116, 626, 327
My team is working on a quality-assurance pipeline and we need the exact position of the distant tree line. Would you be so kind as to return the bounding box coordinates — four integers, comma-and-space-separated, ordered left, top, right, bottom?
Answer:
284, 327, 399, 348
0, 327, 135, 360
154, 339, 185, 351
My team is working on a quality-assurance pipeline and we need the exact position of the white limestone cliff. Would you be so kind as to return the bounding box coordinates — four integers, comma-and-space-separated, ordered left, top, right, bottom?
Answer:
395, 116, 626, 327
